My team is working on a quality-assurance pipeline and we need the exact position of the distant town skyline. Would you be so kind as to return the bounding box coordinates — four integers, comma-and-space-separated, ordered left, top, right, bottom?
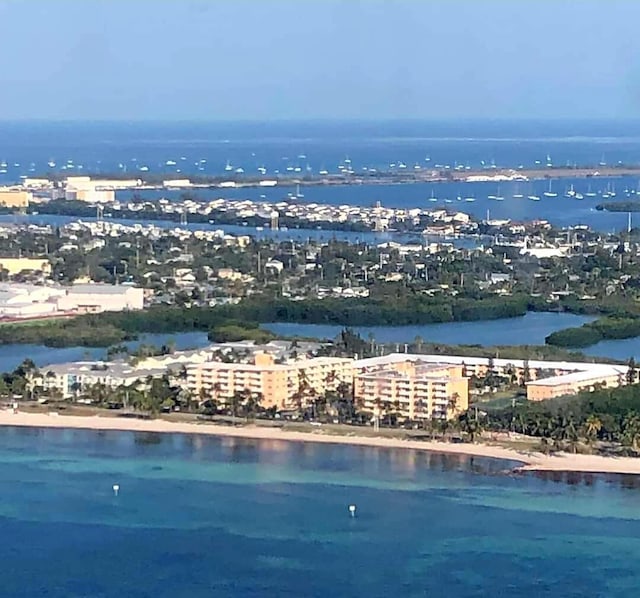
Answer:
1, 0, 639, 121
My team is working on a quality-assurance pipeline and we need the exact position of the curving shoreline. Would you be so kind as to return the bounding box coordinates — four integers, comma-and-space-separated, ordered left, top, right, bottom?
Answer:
2, 410, 640, 475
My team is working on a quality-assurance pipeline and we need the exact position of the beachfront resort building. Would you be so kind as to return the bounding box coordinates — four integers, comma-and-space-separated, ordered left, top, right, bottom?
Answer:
32, 361, 168, 399
186, 352, 354, 409
355, 353, 628, 402
354, 359, 469, 420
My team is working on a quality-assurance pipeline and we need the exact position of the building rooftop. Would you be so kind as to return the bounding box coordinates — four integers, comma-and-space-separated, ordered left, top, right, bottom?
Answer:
525, 367, 625, 387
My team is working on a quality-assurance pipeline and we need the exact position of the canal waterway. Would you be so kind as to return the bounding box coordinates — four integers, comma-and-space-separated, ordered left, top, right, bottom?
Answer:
5, 312, 640, 373
261, 312, 596, 351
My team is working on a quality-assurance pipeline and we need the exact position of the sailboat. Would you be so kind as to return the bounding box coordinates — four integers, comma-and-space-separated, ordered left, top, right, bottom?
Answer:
528, 194, 540, 201
585, 184, 597, 197
295, 184, 304, 199
565, 184, 576, 198
428, 189, 438, 202
543, 180, 557, 197
224, 160, 233, 172
488, 186, 504, 200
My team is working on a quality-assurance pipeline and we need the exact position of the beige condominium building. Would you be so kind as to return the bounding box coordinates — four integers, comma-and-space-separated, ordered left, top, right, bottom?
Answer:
186, 352, 354, 409
354, 359, 469, 421
0, 188, 31, 208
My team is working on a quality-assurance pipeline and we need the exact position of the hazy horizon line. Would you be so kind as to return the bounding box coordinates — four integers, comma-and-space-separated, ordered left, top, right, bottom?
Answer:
0, 116, 638, 125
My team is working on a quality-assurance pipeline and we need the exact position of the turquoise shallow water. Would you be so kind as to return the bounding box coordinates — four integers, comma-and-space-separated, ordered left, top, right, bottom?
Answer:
2, 428, 640, 597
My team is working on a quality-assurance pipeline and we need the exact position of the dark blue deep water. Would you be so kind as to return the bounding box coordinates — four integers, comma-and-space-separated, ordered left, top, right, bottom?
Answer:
2, 427, 640, 597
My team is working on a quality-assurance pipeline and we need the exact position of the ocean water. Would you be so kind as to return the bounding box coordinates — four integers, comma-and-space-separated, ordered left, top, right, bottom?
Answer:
5, 119, 640, 231
4, 119, 640, 179
2, 427, 640, 597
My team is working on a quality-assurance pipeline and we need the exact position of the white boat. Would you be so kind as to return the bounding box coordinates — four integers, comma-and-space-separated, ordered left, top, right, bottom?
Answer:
319, 169, 329, 175
585, 184, 597, 197
224, 161, 233, 171
513, 193, 524, 199
543, 180, 557, 197
565, 184, 576, 198
574, 192, 584, 200
489, 186, 504, 201
428, 190, 438, 202
165, 160, 177, 166
528, 195, 540, 201
464, 196, 476, 202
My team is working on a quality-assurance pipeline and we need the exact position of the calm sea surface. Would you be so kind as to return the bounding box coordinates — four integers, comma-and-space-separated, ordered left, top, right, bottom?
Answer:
3, 120, 640, 231
1, 427, 640, 597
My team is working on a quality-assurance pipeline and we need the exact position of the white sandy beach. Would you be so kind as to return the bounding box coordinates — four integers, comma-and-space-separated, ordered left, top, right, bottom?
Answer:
2, 409, 640, 475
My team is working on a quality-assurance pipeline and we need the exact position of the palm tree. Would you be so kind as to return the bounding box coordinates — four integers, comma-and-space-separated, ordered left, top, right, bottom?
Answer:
461, 416, 483, 443
228, 391, 245, 423
623, 411, 640, 451
244, 393, 263, 422
583, 414, 603, 444
447, 393, 460, 419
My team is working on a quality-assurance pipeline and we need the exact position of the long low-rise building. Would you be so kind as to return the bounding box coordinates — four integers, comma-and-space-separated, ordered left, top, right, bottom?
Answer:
0, 282, 144, 318
56, 284, 144, 313
32, 361, 168, 398
525, 367, 626, 401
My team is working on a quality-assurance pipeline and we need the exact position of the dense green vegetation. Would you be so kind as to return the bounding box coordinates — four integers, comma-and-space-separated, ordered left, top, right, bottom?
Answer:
0, 294, 535, 348
0, 318, 134, 347
546, 316, 640, 348
482, 380, 640, 453
206, 322, 276, 344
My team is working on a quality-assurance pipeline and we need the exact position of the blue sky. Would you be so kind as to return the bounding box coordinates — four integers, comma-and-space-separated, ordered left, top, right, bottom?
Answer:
0, 0, 638, 120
